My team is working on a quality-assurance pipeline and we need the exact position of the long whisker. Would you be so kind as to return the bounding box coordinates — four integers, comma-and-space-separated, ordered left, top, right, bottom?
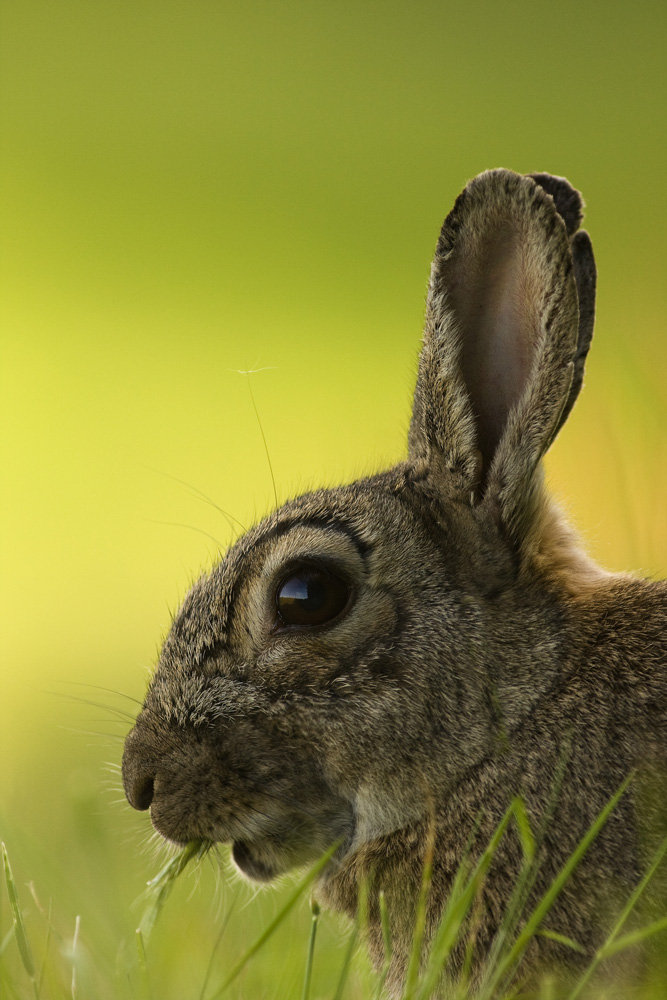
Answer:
145, 519, 227, 550
50, 693, 138, 723
150, 468, 247, 534
235, 369, 278, 510
61, 727, 126, 742
56, 682, 144, 706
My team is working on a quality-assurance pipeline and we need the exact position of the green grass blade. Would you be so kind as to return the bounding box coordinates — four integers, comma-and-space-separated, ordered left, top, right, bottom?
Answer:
416, 800, 517, 1000
379, 890, 392, 964
35, 898, 53, 999
414, 859, 471, 1000
486, 775, 633, 995
600, 913, 667, 958
566, 828, 667, 999
513, 798, 536, 863
330, 868, 370, 1000
372, 890, 393, 1000
535, 928, 585, 954
478, 759, 574, 992
2, 842, 38, 998
402, 817, 436, 999
332, 923, 358, 1000
70, 914, 80, 1000
208, 840, 340, 998
136, 927, 152, 1000
198, 889, 239, 1000
1, 926, 15, 957
301, 896, 320, 1000
138, 840, 207, 940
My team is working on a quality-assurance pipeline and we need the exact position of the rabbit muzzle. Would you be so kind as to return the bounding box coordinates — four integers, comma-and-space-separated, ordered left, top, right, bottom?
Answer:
122, 701, 354, 881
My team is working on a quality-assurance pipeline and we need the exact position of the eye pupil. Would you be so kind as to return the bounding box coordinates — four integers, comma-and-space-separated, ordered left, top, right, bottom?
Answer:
276, 566, 350, 629
279, 574, 327, 611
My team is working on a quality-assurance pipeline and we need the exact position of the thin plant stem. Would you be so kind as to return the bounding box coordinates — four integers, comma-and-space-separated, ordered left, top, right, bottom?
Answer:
36, 900, 53, 999
136, 928, 152, 1000
208, 841, 340, 998
198, 890, 239, 1000
301, 896, 321, 1000
403, 811, 436, 999
332, 924, 358, 1000
373, 891, 393, 1000
70, 914, 80, 1000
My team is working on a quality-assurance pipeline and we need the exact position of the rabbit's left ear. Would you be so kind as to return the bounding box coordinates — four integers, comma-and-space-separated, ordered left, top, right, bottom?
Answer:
408, 169, 596, 542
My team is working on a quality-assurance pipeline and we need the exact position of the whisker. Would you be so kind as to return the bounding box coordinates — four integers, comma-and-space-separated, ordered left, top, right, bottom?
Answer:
236, 368, 278, 510
150, 468, 247, 534
55, 682, 144, 707
57, 725, 127, 742
145, 519, 227, 551
49, 691, 139, 723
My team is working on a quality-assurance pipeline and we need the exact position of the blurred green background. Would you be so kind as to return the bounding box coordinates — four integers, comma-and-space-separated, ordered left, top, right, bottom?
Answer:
1, 0, 665, 996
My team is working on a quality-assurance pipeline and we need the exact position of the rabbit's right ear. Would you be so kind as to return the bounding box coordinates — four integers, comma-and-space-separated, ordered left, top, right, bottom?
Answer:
408, 169, 596, 544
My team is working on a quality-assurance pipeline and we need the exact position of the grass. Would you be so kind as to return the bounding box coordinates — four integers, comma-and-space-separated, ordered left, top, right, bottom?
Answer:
3, 777, 667, 1000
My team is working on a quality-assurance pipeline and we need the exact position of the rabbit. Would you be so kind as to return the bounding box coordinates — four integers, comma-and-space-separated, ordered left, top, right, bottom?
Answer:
122, 169, 667, 993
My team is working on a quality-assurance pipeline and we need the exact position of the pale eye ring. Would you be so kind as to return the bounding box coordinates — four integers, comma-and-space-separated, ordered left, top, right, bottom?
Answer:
274, 564, 352, 630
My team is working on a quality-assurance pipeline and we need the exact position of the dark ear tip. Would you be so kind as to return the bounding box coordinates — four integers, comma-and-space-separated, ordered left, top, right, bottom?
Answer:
571, 229, 597, 305
528, 172, 584, 237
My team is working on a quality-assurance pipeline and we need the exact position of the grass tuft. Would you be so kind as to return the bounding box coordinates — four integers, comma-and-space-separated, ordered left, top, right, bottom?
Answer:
2, 842, 39, 999
3, 778, 667, 999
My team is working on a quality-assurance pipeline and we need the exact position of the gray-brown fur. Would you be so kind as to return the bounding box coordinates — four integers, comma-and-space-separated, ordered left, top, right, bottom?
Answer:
122, 169, 667, 992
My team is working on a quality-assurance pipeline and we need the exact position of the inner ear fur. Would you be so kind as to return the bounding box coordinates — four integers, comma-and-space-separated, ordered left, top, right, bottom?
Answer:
409, 169, 594, 544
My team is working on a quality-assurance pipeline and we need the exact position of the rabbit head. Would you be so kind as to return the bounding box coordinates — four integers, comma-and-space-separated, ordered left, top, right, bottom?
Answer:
122, 169, 665, 983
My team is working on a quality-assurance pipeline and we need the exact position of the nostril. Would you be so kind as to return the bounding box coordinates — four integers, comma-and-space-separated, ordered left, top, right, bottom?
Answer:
123, 755, 156, 811
122, 728, 157, 811
132, 775, 155, 811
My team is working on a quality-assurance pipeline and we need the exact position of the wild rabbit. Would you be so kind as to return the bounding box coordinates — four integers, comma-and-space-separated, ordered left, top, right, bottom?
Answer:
122, 169, 667, 992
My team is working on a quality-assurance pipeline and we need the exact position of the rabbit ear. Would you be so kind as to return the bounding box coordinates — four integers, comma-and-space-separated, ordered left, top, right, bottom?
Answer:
408, 169, 596, 542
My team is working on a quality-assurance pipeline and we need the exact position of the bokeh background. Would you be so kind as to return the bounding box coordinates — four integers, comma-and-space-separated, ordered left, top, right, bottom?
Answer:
1, 0, 665, 996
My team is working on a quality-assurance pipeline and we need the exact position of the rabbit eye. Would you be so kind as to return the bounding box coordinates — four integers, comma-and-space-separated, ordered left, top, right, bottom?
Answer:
275, 565, 351, 630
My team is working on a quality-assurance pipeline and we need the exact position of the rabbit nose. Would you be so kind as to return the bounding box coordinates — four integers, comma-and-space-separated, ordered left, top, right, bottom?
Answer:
126, 772, 155, 811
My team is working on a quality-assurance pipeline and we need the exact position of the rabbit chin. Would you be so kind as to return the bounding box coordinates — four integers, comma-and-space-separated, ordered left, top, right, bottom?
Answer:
231, 839, 287, 882
231, 836, 335, 883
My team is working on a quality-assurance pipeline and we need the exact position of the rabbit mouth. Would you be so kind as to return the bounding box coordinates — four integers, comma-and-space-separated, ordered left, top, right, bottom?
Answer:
138, 763, 356, 874
230, 831, 340, 883
229, 809, 355, 883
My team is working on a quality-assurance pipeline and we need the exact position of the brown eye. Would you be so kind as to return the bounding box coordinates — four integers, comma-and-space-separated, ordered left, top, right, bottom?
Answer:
275, 565, 351, 629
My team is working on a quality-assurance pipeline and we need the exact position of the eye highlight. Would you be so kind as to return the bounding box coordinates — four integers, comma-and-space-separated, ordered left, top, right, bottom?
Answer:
274, 564, 351, 630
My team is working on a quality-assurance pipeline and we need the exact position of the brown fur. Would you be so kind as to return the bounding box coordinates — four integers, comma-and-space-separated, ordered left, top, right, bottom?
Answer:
122, 170, 667, 994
